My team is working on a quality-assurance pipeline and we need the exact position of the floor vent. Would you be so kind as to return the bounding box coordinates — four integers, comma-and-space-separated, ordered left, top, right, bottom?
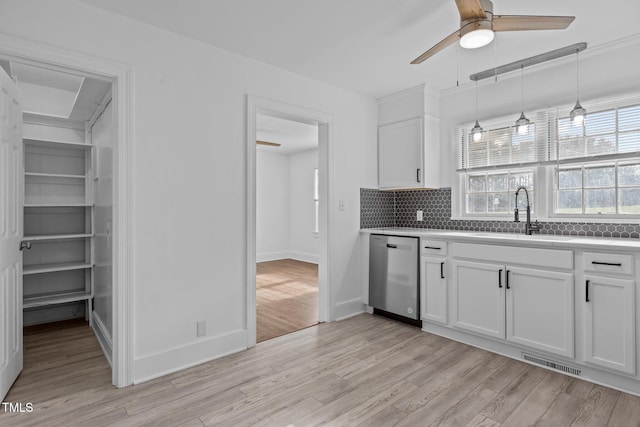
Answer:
522, 353, 581, 376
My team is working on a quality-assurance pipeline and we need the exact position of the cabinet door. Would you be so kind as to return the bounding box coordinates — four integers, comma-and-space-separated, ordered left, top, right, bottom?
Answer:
584, 275, 635, 375
378, 118, 423, 189
421, 256, 447, 324
451, 260, 505, 339
506, 267, 574, 358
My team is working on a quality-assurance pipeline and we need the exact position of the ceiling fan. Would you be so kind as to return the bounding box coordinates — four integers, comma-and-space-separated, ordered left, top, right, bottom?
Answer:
411, 0, 575, 64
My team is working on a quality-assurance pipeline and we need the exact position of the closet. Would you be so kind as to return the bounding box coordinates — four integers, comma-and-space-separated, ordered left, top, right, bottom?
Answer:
3, 60, 114, 332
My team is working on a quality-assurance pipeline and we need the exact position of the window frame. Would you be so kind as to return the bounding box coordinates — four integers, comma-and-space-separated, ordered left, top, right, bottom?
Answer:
453, 94, 640, 222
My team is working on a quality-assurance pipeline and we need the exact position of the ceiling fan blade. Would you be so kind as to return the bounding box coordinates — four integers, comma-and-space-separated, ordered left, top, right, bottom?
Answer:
411, 30, 460, 64
256, 140, 281, 147
493, 15, 575, 32
455, 0, 487, 20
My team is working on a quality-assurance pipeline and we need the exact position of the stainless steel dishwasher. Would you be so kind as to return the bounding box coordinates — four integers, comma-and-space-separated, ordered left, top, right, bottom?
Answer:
369, 234, 419, 322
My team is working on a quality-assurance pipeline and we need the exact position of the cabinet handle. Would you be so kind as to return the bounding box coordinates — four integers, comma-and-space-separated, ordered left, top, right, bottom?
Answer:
416, 168, 421, 183
505, 270, 510, 290
498, 269, 503, 288
423, 246, 441, 250
586, 280, 590, 302
386, 244, 397, 249
440, 262, 445, 279
591, 261, 622, 267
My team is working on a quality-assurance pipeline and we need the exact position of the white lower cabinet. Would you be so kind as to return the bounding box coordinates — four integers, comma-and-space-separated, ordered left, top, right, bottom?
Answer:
507, 267, 574, 358
452, 260, 574, 358
584, 274, 636, 375
451, 260, 505, 339
420, 256, 447, 324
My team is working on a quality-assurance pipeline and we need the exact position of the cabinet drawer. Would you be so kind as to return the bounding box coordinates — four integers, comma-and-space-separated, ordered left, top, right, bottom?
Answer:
421, 239, 447, 256
583, 252, 634, 276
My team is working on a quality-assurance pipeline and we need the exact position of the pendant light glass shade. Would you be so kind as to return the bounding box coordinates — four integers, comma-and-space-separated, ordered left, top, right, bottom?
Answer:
471, 120, 483, 142
471, 80, 483, 142
515, 65, 529, 135
515, 112, 530, 135
570, 50, 586, 125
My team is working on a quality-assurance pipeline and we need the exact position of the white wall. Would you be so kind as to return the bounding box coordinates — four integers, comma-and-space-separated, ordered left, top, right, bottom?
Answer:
91, 100, 113, 343
438, 36, 640, 187
256, 150, 289, 261
256, 148, 319, 264
288, 148, 319, 263
0, 0, 377, 382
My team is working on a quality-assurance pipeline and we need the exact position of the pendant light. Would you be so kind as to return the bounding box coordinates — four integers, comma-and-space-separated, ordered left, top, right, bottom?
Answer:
471, 80, 483, 142
570, 49, 586, 125
515, 65, 530, 135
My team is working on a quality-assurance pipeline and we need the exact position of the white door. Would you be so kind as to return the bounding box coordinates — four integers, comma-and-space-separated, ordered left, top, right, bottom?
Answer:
0, 67, 23, 400
451, 260, 505, 339
420, 256, 447, 324
506, 267, 574, 358
584, 275, 635, 375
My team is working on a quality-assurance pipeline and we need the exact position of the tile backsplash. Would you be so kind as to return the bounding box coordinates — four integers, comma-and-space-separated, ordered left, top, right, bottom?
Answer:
360, 188, 640, 238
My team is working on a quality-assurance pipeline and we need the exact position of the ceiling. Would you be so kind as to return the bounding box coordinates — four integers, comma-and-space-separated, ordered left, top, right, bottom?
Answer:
0, 59, 111, 121
76, 0, 640, 98
256, 114, 318, 155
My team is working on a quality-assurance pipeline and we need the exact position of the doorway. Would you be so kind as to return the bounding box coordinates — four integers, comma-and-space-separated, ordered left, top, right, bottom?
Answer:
246, 96, 332, 347
255, 114, 320, 342
0, 35, 133, 395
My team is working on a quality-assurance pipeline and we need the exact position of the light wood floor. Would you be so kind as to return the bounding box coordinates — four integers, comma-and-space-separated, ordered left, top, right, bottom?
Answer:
256, 259, 318, 342
4, 314, 640, 426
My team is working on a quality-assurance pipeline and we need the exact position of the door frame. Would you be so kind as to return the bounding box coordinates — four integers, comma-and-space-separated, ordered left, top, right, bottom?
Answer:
0, 34, 134, 387
246, 95, 333, 347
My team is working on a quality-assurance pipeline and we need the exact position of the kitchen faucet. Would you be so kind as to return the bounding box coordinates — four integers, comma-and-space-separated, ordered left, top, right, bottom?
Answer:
514, 186, 541, 235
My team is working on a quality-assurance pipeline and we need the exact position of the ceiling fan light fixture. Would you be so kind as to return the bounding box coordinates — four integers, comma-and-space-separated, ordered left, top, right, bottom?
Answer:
471, 120, 484, 142
459, 20, 494, 49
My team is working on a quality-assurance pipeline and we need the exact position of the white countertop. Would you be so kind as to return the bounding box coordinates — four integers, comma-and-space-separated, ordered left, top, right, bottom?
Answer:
360, 227, 640, 251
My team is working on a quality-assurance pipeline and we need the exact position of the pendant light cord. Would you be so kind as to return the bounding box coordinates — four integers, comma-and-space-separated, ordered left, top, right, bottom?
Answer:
521, 65, 524, 112
576, 50, 580, 100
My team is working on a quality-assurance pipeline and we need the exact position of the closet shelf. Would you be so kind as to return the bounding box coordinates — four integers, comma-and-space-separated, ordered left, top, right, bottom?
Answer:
23, 290, 92, 309
23, 233, 93, 242
23, 262, 93, 275
24, 138, 93, 150
25, 172, 86, 179
24, 203, 93, 208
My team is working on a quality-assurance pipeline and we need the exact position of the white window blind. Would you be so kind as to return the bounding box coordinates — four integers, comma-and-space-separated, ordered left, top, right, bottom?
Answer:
458, 112, 549, 171
553, 103, 640, 162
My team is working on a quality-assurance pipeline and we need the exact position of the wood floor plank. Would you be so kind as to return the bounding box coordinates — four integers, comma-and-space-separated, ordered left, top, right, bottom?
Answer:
256, 259, 318, 342
606, 392, 640, 427
5, 313, 640, 427
571, 385, 620, 427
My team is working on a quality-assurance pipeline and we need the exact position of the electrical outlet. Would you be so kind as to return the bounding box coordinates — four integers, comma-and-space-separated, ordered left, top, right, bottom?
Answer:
197, 320, 206, 337
338, 200, 345, 211
417, 210, 423, 221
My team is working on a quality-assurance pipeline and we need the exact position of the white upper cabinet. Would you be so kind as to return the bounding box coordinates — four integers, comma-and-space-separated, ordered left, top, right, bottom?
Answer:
377, 85, 440, 189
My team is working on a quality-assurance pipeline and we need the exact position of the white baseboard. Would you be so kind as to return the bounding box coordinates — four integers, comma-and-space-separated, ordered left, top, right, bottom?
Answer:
133, 329, 247, 384
334, 297, 365, 321
256, 250, 319, 264
92, 312, 113, 367
288, 251, 319, 264
256, 251, 289, 263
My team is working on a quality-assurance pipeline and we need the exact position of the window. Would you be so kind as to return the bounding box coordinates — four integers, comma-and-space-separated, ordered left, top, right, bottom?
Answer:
458, 116, 543, 217
555, 161, 640, 215
313, 168, 319, 233
467, 169, 534, 214
454, 95, 640, 220
552, 103, 640, 217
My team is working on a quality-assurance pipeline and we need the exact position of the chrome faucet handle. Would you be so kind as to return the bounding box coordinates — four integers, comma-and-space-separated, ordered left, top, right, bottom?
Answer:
529, 220, 542, 234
